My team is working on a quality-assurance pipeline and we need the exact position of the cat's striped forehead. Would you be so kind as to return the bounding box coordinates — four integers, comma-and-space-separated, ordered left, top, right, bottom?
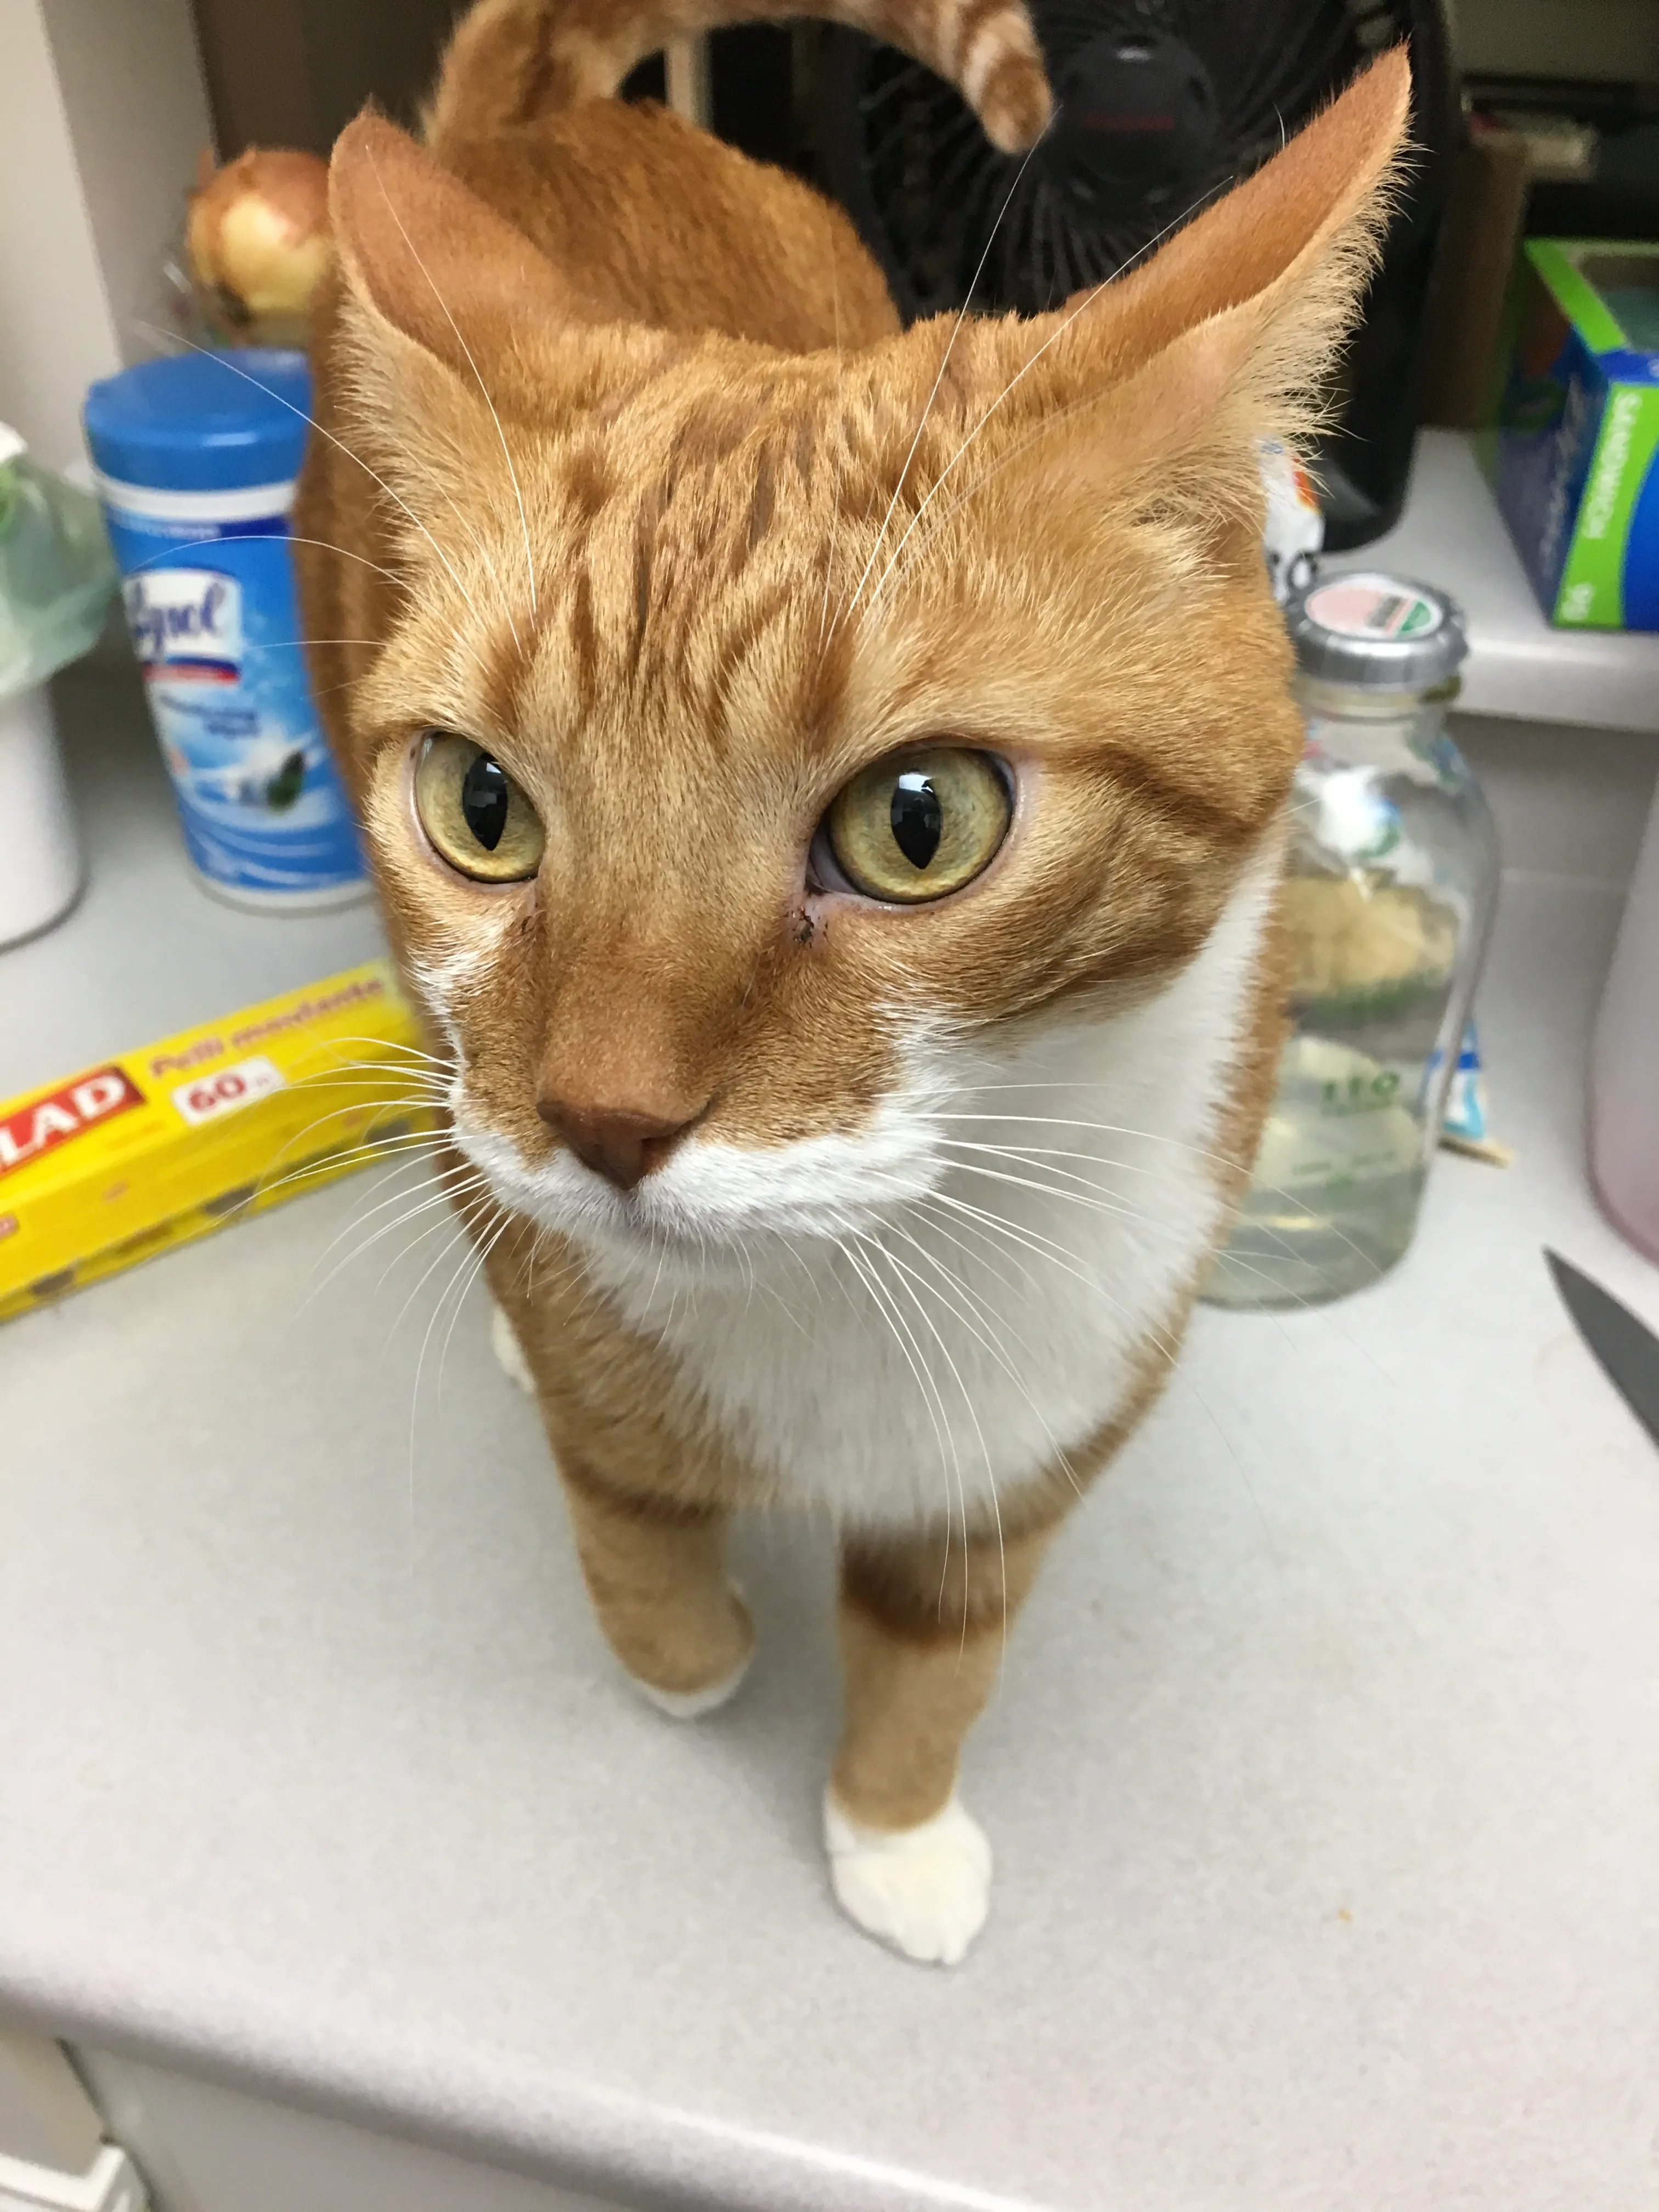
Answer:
514, 393, 842, 747
370, 356, 888, 761
360, 322, 1297, 831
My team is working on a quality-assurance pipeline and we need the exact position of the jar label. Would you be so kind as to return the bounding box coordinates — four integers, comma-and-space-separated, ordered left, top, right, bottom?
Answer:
1304, 574, 1443, 639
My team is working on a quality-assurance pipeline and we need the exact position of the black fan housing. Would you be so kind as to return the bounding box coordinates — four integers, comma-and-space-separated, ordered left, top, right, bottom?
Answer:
1051, 29, 1220, 212
817, 0, 1458, 547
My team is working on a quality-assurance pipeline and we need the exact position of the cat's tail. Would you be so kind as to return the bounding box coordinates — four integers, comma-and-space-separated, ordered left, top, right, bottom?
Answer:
425, 0, 1051, 159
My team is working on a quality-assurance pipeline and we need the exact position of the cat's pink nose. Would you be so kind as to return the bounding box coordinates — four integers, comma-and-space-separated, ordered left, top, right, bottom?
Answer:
536, 1097, 699, 1190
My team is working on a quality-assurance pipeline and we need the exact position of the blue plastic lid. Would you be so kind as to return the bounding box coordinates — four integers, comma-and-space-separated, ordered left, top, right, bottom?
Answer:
83, 349, 312, 493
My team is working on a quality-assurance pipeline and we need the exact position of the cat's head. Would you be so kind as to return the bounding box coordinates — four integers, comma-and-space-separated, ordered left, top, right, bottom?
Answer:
319, 57, 1408, 1278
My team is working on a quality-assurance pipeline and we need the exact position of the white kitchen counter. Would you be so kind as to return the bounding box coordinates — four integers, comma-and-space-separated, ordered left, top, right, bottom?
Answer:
2, 668, 1658, 2212
1327, 430, 1659, 736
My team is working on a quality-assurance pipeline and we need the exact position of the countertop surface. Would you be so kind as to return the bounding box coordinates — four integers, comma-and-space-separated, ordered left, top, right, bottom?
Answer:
3, 672, 1659, 2212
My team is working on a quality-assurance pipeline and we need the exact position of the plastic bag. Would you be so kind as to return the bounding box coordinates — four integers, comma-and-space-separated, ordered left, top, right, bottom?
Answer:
0, 426, 117, 702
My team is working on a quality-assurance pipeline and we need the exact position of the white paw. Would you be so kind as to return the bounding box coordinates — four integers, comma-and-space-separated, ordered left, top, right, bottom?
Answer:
490, 1303, 535, 1394
633, 1644, 752, 1719
823, 1791, 992, 1966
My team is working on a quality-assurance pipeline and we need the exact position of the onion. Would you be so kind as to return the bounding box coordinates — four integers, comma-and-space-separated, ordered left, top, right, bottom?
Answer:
187, 148, 331, 321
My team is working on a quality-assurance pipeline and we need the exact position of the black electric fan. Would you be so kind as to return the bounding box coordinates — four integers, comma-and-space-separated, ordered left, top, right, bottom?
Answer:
817, 0, 1458, 546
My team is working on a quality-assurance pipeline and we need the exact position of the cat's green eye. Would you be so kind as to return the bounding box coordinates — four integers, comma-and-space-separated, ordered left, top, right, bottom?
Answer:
826, 747, 1011, 905
414, 732, 544, 883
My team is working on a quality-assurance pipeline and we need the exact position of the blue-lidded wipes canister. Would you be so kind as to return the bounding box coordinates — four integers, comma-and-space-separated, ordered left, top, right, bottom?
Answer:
83, 349, 368, 912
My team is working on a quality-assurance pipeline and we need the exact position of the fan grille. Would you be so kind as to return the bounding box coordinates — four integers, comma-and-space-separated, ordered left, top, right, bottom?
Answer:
848, 0, 1421, 319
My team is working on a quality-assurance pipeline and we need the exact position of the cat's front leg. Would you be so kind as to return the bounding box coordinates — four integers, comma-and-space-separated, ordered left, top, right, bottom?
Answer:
826, 1511, 1060, 1966
556, 1448, 754, 1715
489, 1274, 755, 1716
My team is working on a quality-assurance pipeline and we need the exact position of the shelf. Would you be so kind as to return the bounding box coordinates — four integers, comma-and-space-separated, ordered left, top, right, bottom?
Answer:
1324, 430, 1659, 737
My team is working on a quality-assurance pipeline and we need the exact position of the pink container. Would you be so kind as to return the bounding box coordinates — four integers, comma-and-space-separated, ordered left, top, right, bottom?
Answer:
1591, 782, 1659, 1263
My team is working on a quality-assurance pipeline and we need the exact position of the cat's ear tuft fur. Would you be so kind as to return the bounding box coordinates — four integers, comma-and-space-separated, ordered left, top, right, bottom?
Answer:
941, 49, 1414, 503
329, 109, 582, 374
1089, 46, 1409, 390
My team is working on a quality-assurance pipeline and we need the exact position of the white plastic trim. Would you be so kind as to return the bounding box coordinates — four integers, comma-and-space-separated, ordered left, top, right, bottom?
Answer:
92, 475, 296, 525
0, 2143, 146, 2212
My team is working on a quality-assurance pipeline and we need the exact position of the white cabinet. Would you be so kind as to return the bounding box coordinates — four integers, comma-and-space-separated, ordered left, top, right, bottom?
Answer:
72, 2053, 628, 2212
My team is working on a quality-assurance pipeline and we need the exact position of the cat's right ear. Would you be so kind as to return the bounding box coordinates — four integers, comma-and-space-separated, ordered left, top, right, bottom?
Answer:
922, 50, 1413, 506
328, 109, 583, 374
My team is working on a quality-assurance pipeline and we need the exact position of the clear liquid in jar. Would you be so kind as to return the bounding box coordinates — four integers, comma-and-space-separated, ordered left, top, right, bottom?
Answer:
1205, 1033, 1428, 1309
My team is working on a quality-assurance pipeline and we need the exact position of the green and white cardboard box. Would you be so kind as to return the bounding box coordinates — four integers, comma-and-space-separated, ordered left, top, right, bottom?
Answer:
1487, 239, 1659, 633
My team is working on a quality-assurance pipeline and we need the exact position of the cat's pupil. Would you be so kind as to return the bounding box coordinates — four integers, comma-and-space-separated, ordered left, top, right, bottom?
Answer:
890, 774, 943, 870
461, 752, 510, 850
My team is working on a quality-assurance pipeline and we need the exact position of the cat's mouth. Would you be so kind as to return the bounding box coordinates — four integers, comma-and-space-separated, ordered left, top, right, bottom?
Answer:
584, 1204, 791, 1285
451, 1103, 936, 1277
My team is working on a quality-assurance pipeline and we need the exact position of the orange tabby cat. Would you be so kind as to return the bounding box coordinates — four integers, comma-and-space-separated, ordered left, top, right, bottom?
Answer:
295, 4, 1409, 1964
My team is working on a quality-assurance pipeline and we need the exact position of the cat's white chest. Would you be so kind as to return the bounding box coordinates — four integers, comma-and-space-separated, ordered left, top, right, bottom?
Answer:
597, 859, 1274, 1526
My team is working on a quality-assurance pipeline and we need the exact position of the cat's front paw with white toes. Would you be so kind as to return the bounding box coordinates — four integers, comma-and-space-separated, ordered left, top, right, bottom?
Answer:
632, 1633, 752, 1718
823, 1791, 992, 1966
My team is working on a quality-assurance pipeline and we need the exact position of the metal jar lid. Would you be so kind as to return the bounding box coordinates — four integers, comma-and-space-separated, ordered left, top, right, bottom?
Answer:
1285, 571, 1469, 692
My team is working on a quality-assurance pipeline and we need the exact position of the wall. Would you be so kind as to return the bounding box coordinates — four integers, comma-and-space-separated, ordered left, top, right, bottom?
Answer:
42, 0, 217, 357
0, 0, 119, 470
1455, 715, 1659, 893
0, 0, 212, 471
189, 0, 457, 157
1450, 0, 1659, 82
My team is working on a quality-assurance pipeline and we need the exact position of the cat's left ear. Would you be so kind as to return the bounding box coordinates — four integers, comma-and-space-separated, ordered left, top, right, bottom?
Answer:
327, 109, 591, 375
938, 48, 1413, 489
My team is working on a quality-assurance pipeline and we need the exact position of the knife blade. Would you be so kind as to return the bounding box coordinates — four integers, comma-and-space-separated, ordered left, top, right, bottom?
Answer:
1545, 1249, 1659, 1451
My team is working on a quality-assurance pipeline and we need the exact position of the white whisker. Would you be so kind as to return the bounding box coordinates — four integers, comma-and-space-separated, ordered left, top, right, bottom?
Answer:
361, 141, 538, 625
869, 1233, 1017, 1658
833, 141, 1043, 642
435, 1205, 515, 1414
816, 221, 846, 657
311, 1151, 475, 1263
317, 1171, 489, 1307
135, 322, 488, 633
841, 1232, 961, 1595
126, 533, 405, 586
404, 1209, 494, 1545
862, 180, 1229, 615
892, 1218, 1079, 1499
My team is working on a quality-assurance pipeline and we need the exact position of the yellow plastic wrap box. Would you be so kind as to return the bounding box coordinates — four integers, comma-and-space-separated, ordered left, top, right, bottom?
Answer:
0, 960, 438, 1323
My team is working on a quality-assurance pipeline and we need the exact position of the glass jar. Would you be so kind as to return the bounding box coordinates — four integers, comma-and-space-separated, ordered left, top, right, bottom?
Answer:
1206, 572, 1500, 1310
